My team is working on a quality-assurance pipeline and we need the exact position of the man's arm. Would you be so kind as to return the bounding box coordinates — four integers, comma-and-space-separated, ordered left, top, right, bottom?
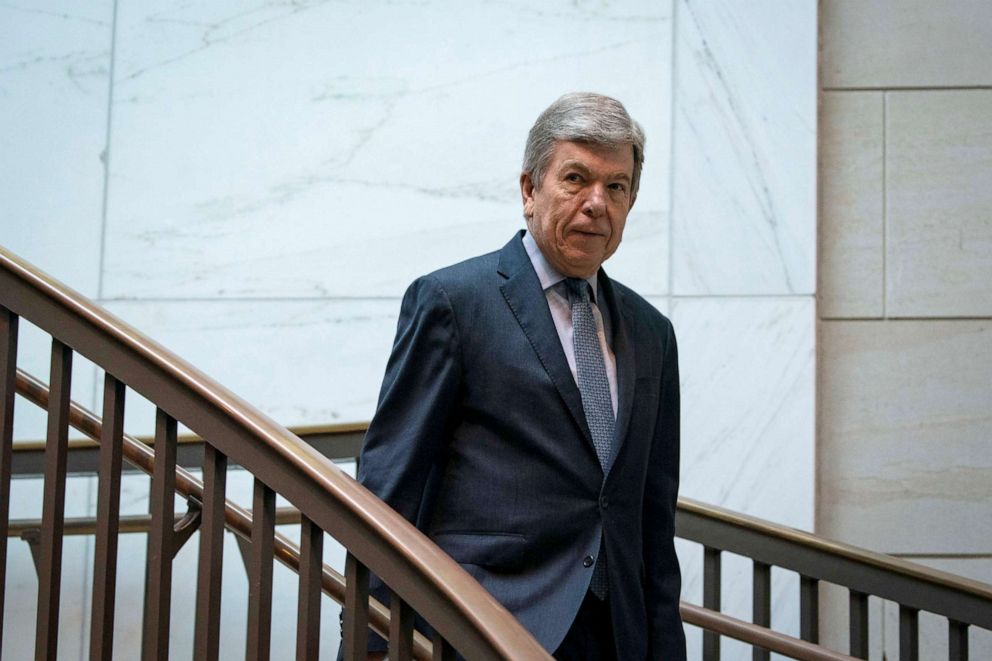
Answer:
353, 275, 463, 656
642, 320, 687, 659
359, 274, 462, 519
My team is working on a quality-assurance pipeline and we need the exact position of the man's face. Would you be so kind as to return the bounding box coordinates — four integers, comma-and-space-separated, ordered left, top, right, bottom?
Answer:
521, 140, 635, 279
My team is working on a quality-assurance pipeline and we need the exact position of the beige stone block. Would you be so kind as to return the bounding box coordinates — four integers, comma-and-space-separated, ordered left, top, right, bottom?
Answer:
886, 91, 992, 317
822, 0, 992, 88
819, 92, 884, 318
818, 320, 992, 553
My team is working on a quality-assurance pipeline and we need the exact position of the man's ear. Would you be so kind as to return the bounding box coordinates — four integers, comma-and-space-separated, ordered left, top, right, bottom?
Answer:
520, 172, 535, 218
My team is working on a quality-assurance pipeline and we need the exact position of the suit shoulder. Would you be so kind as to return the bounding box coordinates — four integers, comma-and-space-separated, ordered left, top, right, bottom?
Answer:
411, 249, 501, 299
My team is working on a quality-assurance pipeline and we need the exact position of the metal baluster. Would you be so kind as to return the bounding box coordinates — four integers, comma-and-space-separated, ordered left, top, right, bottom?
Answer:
193, 444, 227, 660
752, 561, 771, 661
799, 575, 819, 643
143, 408, 178, 660
849, 590, 869, 659
35, 339, 72, 661
390, 593, 415, 661
948, 619, 969, 661
703, 546, 722, 661
432, 629, 456, 661
246, 479, 275, 661
343, 552, 370, 661
899, 605, 919, 661
0, 309, 17, 656
90, 374, 126, 661
296, 516, 323, 661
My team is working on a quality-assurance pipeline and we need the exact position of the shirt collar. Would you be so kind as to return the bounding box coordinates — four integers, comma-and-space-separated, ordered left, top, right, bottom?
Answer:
522, 230, 599, 301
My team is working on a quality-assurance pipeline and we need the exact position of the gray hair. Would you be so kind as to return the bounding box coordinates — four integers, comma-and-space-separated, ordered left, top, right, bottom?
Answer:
522, 92, 646, 200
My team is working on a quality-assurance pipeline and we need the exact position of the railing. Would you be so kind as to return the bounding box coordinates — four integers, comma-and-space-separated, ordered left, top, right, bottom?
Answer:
8, 370, 857, 661
3, 245, 988, 661
677, 499, 992, 661
0, 245, 549, 660
13, 407, 991, 661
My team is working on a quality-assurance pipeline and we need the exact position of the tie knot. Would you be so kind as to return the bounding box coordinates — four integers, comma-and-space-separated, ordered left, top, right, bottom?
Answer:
565, 277, 591, 304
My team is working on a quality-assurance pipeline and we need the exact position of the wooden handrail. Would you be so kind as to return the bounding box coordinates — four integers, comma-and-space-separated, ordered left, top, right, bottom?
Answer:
9, 420, 369, 452
1, 246, 549, 660
11, 369, 860, 661
680, 603, 857, 661
20, 410, 987, 621
677, 498, 992, 630
14, 365, 436, 659
6, 243, 988, 659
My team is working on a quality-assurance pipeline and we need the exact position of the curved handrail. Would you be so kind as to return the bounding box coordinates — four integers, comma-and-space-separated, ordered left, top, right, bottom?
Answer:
13, 367, 435, 660
13, 368, 860, 661
676, 497, 992, 629
101, 418, 990, 620
0, 245, 549, 660
679, 604, 855, 661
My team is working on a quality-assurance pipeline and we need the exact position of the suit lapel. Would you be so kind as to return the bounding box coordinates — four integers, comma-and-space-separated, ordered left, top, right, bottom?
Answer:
497, 233, 593, 445
599, 272, 636, 473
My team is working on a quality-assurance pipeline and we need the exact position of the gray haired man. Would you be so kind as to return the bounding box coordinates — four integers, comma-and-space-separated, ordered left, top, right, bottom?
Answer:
356, 92, 685, 660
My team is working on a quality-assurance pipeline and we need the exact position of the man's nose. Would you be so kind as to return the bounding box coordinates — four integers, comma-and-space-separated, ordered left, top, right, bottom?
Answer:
582, 183, 607, 217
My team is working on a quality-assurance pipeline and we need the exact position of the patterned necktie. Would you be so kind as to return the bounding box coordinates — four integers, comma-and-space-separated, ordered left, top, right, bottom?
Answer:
565, 277, 613, 598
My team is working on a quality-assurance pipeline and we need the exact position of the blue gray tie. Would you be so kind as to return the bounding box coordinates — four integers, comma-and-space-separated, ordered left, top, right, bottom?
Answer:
565, 277, 613, 599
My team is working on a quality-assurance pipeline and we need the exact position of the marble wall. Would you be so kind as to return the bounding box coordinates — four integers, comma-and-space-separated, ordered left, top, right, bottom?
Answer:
1, 1, 817, 659
819, 1, 992, 658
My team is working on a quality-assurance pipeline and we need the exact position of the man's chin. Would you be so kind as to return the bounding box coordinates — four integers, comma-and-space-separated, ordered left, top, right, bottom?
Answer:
559, 259, 603, 279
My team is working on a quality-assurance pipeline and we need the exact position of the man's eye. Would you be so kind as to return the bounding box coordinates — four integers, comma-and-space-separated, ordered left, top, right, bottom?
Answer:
609, 183, 627, 193
564, 173, 582, 183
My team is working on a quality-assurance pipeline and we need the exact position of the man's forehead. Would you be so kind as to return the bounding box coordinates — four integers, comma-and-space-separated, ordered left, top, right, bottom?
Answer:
551, 141, 634, 173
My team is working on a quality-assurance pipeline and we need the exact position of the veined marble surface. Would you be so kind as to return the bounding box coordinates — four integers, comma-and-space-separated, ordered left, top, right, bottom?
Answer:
101, 0, 672, 300
102, 298, 401, 434
672, 0, 816, 295
2, 2, 820, 658
674, 297, 815, 527
0, 2, 112, 298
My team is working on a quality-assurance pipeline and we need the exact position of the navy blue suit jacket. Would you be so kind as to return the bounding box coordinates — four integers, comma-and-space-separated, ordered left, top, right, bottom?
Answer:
358, 232, 685, 659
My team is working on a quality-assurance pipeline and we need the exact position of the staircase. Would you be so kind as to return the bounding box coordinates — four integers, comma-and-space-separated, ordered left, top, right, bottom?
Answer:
2, 246, 989, 660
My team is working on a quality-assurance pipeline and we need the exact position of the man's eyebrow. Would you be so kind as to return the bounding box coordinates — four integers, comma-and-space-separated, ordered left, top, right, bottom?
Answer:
558, 160, 590, 173
557, 160, 631, 181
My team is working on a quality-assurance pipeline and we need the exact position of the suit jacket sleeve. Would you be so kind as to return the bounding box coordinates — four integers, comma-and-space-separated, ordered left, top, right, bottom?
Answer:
359, 275, 462, 519
643, 318, 687, 659
353, 276, 463, 653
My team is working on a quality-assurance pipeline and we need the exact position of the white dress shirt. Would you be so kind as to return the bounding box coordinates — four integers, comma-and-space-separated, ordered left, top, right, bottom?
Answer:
522, 231, 618, 415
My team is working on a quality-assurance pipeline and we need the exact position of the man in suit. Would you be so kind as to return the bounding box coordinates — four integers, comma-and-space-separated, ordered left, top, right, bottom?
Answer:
357, 92, 685, 660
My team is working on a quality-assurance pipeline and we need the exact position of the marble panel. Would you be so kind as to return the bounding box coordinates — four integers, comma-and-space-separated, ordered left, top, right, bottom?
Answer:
821, 0, 992, 88
818, 320, 992, 553
672, 296, 815, 526
0, 2, 112, 298
672, 0, 816, 296
819, 92, 884, 319
672, 296, 814, 659
102, 298, 400, 435
102, 0, 672, 301
885, 91, 992, 317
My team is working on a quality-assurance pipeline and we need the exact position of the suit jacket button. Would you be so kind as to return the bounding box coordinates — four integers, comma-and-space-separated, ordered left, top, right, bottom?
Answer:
599, 495, 609, 509
583, 555, 595, 568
